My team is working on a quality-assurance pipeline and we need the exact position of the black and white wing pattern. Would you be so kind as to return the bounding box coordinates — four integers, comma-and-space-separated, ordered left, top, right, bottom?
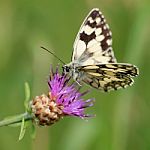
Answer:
72, 8, 116, 65
64, 8, 139, 92
79, 63, 139, 92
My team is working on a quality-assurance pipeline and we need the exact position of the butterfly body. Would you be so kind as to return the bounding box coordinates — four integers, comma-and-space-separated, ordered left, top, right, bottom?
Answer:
63, 8, 139, 92
63, 62, 85, 83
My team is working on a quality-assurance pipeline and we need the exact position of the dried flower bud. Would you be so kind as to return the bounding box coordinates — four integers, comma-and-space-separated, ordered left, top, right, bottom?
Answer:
31, 93, 64, 126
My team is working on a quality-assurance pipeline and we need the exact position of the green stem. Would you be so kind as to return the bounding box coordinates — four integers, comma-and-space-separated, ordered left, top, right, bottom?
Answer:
0, 112, 33, 127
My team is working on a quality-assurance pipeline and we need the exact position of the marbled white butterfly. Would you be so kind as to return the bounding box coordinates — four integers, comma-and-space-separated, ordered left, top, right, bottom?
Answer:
63, 8, 139, 92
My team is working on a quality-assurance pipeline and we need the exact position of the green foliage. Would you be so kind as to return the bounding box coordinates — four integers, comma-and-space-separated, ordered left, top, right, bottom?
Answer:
24, 82, 31, 112
19, 118, 26, 141
0, 0, 150, 150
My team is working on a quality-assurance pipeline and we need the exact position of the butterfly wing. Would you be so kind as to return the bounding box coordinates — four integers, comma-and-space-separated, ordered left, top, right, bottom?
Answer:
79, 63, 139, 92
72, 8, 116, 65
66, 8, 139, 92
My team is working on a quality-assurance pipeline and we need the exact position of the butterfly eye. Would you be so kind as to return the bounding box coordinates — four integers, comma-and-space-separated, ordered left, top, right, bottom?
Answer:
65, 66, 70, 72
63, 65, 70, 73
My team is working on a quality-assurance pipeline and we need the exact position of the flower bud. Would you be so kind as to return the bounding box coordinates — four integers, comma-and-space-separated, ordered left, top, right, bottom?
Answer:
30, 93, 63, 126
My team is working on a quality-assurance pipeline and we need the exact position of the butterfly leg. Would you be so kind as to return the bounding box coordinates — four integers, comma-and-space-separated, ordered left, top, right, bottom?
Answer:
73, 74, 82, 86
72, 69, 83, 86
76, 80, 82, 86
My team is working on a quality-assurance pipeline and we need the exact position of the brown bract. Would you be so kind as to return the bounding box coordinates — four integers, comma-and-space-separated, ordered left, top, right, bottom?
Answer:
30, 93, 64, 126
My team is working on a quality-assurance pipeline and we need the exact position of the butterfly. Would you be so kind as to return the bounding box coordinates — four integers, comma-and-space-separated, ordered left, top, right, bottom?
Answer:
62, 8, 139, 92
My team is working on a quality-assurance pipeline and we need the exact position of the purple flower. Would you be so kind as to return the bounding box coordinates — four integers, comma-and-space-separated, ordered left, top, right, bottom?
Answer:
48, 66, 94, 118
31, 66, 94, 126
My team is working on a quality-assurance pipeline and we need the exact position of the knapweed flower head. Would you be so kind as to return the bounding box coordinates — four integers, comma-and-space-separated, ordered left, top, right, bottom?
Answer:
31, 66, 94, 126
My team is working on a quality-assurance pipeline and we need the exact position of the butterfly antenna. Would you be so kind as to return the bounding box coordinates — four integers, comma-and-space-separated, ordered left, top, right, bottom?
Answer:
40, 46, 66, 65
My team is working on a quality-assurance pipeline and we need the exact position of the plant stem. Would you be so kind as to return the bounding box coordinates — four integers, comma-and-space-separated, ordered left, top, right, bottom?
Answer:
0, 112, 33, 127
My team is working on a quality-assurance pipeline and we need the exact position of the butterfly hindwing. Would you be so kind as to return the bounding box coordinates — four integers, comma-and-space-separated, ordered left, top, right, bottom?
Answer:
79, 63, 139, 92
72, 8, 116, 65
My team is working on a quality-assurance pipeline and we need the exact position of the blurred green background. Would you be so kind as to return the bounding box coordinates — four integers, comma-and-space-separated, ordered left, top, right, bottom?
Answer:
0, 0, 150, 150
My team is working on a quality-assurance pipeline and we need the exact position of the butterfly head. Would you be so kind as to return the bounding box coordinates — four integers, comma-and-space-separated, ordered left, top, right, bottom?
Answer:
62, 64, 71, 75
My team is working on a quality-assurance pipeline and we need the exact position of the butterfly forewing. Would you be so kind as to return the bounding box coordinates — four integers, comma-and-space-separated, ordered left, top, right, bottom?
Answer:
72, 8, 116, 65
64, 8, 139, 92
80, 64, 139, 92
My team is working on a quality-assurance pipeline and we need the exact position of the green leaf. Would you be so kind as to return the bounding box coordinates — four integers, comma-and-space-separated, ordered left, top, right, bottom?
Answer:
9, 119, 31, 127
24, 82, 31, 112
8, 122, 22, 127
18, 118, 26, 141
30, 124, 36, 139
